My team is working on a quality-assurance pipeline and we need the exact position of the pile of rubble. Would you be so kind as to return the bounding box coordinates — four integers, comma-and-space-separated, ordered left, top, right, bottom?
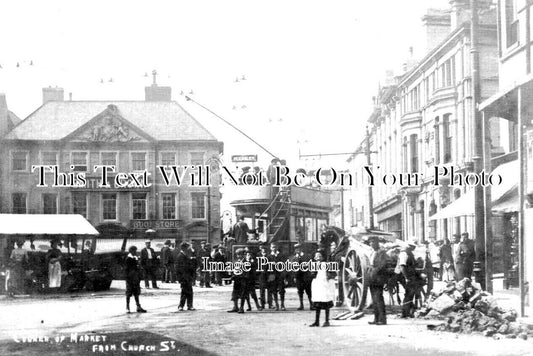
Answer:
416, 278, 532, 340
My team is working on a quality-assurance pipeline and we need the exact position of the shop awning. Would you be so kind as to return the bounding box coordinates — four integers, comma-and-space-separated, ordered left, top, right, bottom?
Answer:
429, 160, 518, 220
0, 214, 99, 235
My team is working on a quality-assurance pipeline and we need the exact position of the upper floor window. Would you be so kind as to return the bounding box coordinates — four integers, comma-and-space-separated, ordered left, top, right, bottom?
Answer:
191, 192, 206, 219
12, 193, 26, 214
42, 193, 58, 214
132, 193, 147, 220
12, 151, 27, 171
410, 134, 419, 173
190, 152, 204, 166
161, 152, 176, 166
102, 193, 117, 220
41, 151, 58, 166
71, 152, 88, 172
443, 114, 452, 163
101, 152, 117, 167
506, 0, 518, 48
131, 152, 146, 171
434, 117, 441, 165
162, 193, 176, 219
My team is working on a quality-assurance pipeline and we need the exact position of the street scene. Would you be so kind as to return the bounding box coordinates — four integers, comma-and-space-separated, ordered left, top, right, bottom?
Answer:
1, 0, 533, 355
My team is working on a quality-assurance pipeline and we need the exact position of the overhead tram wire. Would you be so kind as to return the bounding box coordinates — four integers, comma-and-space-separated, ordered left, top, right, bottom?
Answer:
185, 95, 279, 159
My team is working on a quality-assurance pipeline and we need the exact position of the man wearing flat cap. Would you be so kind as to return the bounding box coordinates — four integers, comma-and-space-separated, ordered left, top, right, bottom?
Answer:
140, 239, 159, 289
176, 242, 196, 311
292, 243, 314, 310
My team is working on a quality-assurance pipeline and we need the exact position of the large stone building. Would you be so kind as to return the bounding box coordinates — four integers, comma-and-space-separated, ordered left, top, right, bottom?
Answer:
0, 84, 223, 246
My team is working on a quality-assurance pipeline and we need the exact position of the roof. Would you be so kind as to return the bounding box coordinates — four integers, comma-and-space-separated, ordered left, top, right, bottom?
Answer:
0, 214, 99, 235
4, 101, 218, 142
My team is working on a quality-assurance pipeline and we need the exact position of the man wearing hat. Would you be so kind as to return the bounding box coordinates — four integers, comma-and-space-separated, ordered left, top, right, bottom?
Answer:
232, 216, 251, 245
213, 245, 227, 286
176, 242, 196, 311
198, 241, 212, 288
257, 244, 270, 308
140, 240, 159, 289
160, 240, 175, 283
268, 243, 286, 311
292, 243, 314, 310
228, 248, 248, 313
367, 236, 388, 325
398, 238, 418, 318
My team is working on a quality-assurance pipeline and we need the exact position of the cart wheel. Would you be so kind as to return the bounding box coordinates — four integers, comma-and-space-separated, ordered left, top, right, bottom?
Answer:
342, 249, 367, 311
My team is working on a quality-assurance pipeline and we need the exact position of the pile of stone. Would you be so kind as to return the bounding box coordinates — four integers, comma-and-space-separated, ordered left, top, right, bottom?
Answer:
416, 278, 532, 340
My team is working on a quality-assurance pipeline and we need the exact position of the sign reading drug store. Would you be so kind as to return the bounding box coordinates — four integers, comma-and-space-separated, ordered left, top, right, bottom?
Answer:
130, 220, 181, 230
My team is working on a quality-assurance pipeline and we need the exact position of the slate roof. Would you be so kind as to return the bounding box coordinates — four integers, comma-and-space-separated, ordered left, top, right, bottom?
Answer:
3, 101, 218, 141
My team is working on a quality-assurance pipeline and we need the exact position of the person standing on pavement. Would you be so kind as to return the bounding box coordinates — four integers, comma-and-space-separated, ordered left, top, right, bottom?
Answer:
461, 232, 476, 280
198, 241, 212, 288
232, 216, 251, 245
228, 248, 248, 313
9, 239, 28, 295
309, 251, 335, 327
257, 245, 270, 308
46, 240, 62, 289
367, 236, 388, 325
140, 240, 159, 289
176, 242, 196, 311
439, 237, 454, 282
125, 246, 147, 313
269, 243, 286, 311
292, 243, 314, 310
213, 246, 227, 286
190, 243, 199, 287
160, 240, 174, 283
244, 250, 262, 311
398, 239, 418, 318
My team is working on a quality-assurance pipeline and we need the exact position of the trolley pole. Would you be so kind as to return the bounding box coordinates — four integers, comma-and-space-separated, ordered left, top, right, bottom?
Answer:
471, 0, 487, 290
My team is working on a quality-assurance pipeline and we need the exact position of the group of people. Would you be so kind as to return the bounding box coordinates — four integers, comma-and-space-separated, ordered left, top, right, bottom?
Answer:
435, 232, 476, 282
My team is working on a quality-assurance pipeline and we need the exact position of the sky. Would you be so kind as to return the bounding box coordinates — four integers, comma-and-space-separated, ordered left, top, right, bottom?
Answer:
0, 0, 449, 169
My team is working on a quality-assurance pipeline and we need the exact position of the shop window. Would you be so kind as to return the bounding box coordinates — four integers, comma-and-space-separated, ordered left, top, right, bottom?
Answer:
132, 193, 147, 220
12, 193, 27, 214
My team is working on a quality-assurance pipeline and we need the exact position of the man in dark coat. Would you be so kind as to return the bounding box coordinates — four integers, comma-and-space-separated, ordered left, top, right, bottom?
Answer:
268, 243, 287, 311
125, 246, 147, 313
213, 246, 227, 286
232, 216, 250, 244
160, 240, 174, 283
257, 245, 270, 308
140, 240, 159, 289
398, 239, 418, 318
292, 244, 314, 310
453, 233, 476, 281
176, 242, 196, 311
198, 241, 212, 288
367, 236, 388, 325
228, 248, 248, 313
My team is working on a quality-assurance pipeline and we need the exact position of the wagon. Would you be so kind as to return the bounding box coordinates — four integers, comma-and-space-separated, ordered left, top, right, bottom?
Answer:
322, 226, 433, 312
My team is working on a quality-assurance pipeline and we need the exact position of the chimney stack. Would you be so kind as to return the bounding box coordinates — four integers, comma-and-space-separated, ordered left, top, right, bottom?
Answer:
42, 87, 64, 104
0, 93, 9, 138
145, 69, 172, 101
422, 9, 451, 53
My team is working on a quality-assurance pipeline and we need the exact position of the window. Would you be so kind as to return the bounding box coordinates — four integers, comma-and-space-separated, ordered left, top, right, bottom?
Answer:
506, 0, 518, 48
131, 152, 146, 171
132, 193, 147, 220
101, 152, 117, 167
410, 134, 418, 173
191, 192, 206, 219
41, 151, 58, 165
102, 193, 117, 220
12, 152, 27, 171
443, 114, 452, 163
71, 152, 88, 172
42, 193, 58, 214
162, 193, 176, 219
72, 192, 87, 218
161, 152, 176, 166
434, 117, 440, 164
402, 137, 408, 172
190, 152, 204, 166
12, 193, 26, 214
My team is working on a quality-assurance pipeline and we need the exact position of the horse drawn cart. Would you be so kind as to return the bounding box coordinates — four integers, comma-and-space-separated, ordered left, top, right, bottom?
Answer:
322, 226, 433, 312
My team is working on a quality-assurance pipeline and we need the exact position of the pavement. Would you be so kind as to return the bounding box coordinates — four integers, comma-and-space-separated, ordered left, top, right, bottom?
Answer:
0, 282, 532, 356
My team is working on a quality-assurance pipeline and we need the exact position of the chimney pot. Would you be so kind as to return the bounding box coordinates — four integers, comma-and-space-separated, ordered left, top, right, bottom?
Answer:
42, 87, 64, 104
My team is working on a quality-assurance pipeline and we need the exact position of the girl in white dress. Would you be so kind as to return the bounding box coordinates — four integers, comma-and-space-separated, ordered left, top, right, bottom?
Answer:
310, 252, 335, 327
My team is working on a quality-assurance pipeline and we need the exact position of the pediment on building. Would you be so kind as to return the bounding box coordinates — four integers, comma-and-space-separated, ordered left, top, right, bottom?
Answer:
67, 104, 154, 143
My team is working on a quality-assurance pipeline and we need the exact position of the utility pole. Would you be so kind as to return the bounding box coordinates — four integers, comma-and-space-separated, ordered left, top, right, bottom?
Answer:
366, 125, 375, 229
471, 0, 487, 290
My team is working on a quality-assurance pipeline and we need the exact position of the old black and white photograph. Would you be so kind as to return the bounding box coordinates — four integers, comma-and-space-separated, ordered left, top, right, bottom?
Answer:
0, 0, 532, 355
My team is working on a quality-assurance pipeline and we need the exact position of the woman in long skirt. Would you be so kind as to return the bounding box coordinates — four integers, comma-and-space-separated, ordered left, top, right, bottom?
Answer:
125, 246, 147, 313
